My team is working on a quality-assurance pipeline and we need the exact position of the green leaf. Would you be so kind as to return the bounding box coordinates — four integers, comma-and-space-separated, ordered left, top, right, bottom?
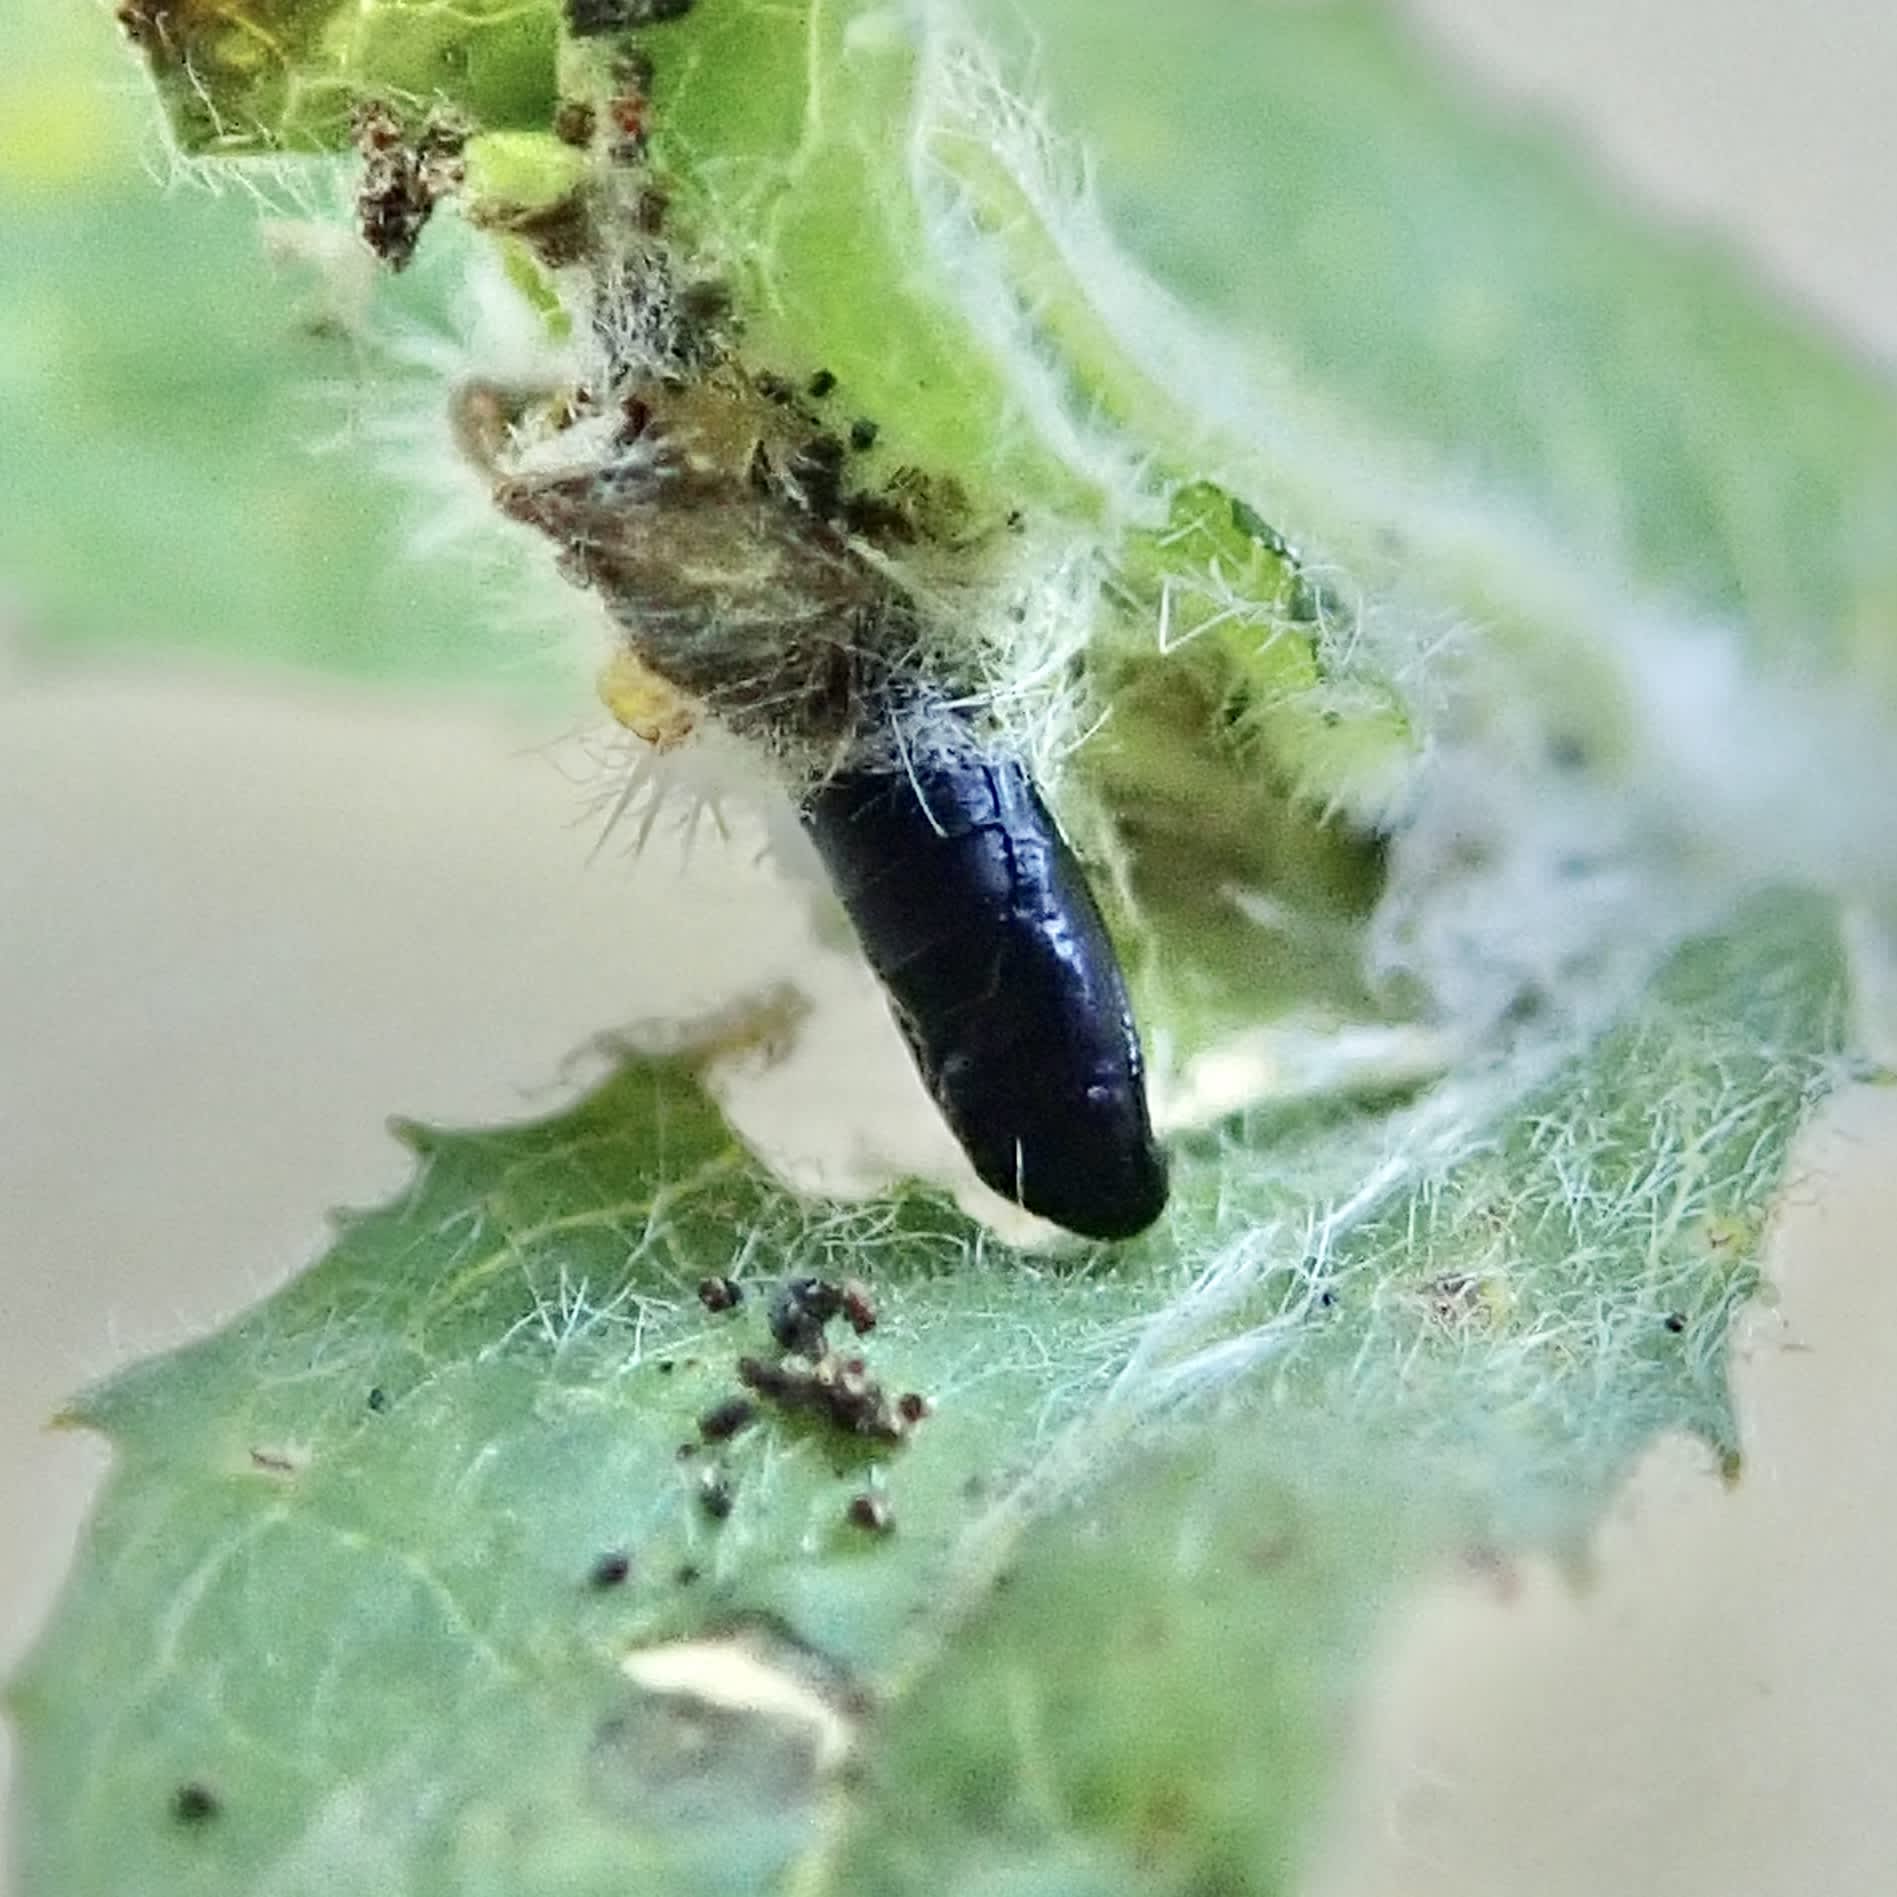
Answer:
997, 0, 1897, 678
3, 1028, 1158, 1891
830, 1448, 1407, 1897
11, 0, 1895, 1890
8, 894, 1849, 1893
0, 5, 571, 691
122, 0, 561, 155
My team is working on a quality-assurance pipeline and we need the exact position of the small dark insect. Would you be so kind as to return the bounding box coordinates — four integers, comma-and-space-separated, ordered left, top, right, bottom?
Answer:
171, 1782, 220, 1826
697, 1275, 744, 1314
769, 1277, 845, 1356
896, 1391, 930, 1426
612, 48, 656, 91
566, 0, 691, 33
737, 1353, 907, 1445
699, 1397, 758, 1442
1664, 1311, 1688, 1334
590, 1550, 633, 1589
351, 102, 465, 272
807, 368, 838, 398
365, 1386, 388, 1413
845, 1494, 893, 1535
848, 417, 879, 452
597, 50, 658, 162
633, 186, 669, 235
698, 1468, 734, 1521
802, 723, 1168, 1240
786, 433, 847, 518
552, 99, 597, 148
839, 1279, 877, 1336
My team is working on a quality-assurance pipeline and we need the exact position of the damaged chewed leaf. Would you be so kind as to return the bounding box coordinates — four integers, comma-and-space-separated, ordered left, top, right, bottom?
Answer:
6, 1034, 1182, 1894
11, 893, 1853, 1895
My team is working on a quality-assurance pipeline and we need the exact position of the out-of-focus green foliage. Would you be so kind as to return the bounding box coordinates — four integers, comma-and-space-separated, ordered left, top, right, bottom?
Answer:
10, 895, 1844, 1895
1005, 0, 1897, 679
0, 2, 571, 689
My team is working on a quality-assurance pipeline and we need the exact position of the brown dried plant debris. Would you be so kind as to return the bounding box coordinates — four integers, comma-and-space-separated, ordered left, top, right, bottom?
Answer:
352, 102, 467, 272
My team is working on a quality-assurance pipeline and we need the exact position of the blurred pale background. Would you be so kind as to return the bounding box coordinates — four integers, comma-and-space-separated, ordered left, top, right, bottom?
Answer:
4, 1, 1897, 1891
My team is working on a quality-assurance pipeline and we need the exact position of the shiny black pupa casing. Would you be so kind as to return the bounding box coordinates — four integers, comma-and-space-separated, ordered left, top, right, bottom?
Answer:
801, 740, 1168, 1241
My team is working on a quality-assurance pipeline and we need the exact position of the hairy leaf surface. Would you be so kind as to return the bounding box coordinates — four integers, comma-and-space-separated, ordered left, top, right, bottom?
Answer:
8, 0, 1892, 1891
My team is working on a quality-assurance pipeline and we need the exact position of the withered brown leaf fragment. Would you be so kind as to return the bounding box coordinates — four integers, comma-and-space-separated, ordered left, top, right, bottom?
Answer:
352, 103, 466, 273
